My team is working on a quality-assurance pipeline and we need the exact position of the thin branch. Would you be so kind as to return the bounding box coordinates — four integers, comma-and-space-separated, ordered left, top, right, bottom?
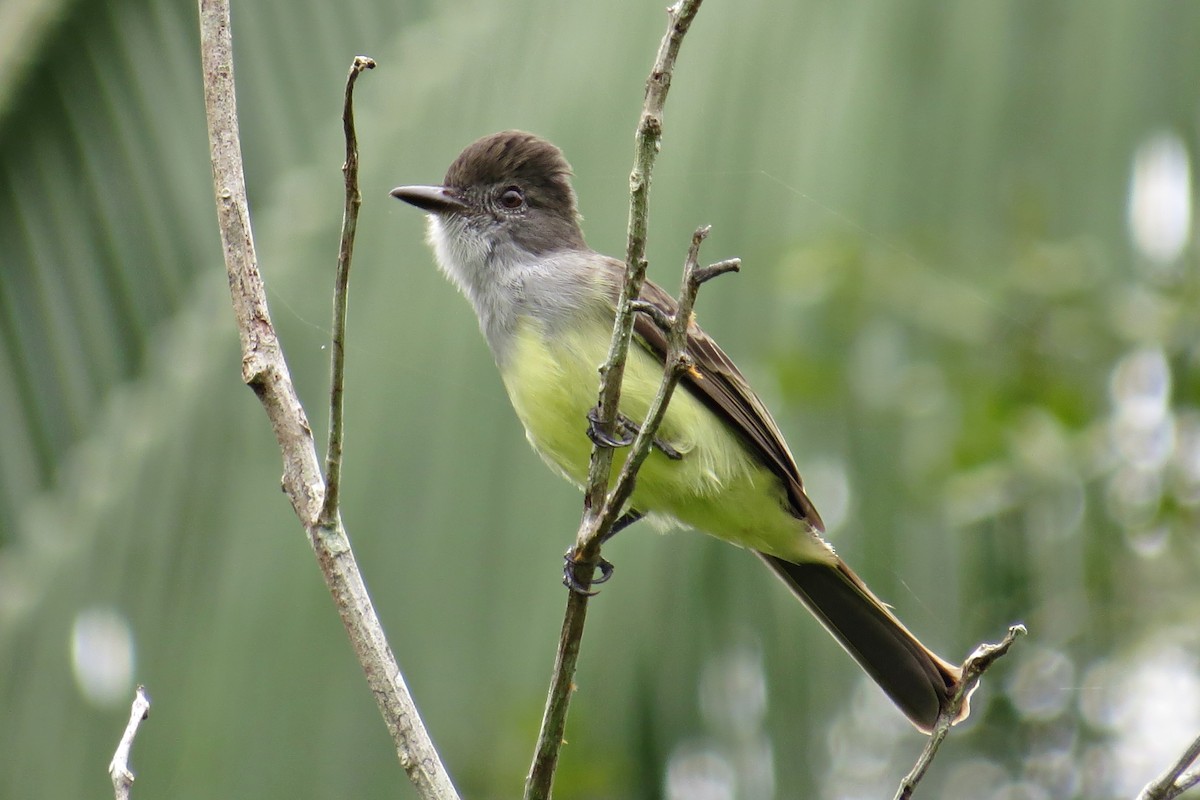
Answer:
602, 227, 738, 528
523, 238, 737, 800
523, 2, 704, 798
320, 54, 375, 526
198, 0, 323, 519
1138, 733, 1200, 800
198, 4, 458, 797
893, 624, 1027, 800
108, 685, 150, 800
580, 0, 704, 536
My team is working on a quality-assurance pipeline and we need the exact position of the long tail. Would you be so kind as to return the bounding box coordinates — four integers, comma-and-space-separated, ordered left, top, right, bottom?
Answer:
757, 553, 968, 733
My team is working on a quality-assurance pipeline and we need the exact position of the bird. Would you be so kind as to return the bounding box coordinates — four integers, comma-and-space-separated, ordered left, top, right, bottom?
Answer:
390, 130, 967, 732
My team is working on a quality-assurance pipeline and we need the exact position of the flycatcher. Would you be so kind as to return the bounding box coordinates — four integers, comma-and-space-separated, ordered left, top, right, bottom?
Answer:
391, 130, 967, 732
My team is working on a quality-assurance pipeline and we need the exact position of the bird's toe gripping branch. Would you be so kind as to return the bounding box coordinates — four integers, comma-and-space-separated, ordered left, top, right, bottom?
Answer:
562, 550, 615, 596
586, 407, 683, 460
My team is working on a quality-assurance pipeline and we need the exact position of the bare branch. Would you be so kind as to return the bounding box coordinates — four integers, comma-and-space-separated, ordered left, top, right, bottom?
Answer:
108, 685, 150, 800
321, 54, 375, 526
693, 258, 742, 285
602, 227, 738, 527
198, 0, 323, 521
524, 2, 705, 798
579, 0, 706, 557
198, 4, 457, 797
1138, 733, 1200, 800
893, 624, 1027, 800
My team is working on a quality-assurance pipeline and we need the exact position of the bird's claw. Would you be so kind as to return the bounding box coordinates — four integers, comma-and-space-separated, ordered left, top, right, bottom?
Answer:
653, 436, 683, 460
587, 406, 634, 449
586, 408, 683, 460
562, 549, 615, 596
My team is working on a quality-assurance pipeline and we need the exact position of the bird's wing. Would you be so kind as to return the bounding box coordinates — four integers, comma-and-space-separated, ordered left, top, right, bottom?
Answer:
627, 272, 824, 532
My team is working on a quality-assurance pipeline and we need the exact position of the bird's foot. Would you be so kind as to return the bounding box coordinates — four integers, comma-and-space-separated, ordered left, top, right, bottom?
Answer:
587, 406, 635, 449
586, 408, 683, 460
562, 549, 615, 596
650, 432, 683, 460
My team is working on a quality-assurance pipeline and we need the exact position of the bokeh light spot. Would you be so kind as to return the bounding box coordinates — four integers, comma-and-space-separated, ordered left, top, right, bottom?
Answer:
1127, 132, 1192, 268
70, 607, 135, 708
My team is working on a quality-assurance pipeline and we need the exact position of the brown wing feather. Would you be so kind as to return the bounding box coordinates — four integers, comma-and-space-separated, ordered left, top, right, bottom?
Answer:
630, 276, 824, 532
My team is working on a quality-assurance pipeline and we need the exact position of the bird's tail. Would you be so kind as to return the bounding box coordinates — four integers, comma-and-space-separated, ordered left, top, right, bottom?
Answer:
757, 553, 969, 733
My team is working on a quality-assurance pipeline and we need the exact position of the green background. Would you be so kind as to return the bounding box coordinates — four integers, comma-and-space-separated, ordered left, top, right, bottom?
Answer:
2, 1, 1198, 798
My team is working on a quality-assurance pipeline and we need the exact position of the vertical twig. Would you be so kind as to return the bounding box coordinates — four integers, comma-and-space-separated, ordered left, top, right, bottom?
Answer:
579, 0, 704, 541
198, 3, 458, 797
320, 55, 375, 526
524, 3, 704, 799
893, 625, 1026, 800
108, 686, 150, 800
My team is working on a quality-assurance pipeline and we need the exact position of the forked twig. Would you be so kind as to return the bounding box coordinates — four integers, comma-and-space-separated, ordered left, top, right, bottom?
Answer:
894, 624, 1027, 800
198, 3, 457, 796
523, 2, 706, 798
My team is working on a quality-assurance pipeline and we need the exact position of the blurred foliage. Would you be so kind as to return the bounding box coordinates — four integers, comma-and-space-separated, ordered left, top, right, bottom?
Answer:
1, 1, 1199, 798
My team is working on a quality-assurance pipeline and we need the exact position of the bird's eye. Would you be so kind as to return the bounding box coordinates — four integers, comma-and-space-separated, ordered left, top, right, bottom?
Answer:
499, 186, 525, 209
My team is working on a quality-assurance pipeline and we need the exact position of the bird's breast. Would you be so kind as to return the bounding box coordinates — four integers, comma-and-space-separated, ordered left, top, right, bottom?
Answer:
500, 315, 611, 485
498, 314, 832, 563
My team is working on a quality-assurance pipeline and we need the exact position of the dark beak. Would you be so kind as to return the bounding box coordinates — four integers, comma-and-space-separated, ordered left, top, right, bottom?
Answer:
389, 185, 468, 214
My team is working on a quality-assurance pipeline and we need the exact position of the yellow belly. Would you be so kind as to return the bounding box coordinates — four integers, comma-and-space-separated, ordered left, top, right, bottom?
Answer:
500, 315, 830, 563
